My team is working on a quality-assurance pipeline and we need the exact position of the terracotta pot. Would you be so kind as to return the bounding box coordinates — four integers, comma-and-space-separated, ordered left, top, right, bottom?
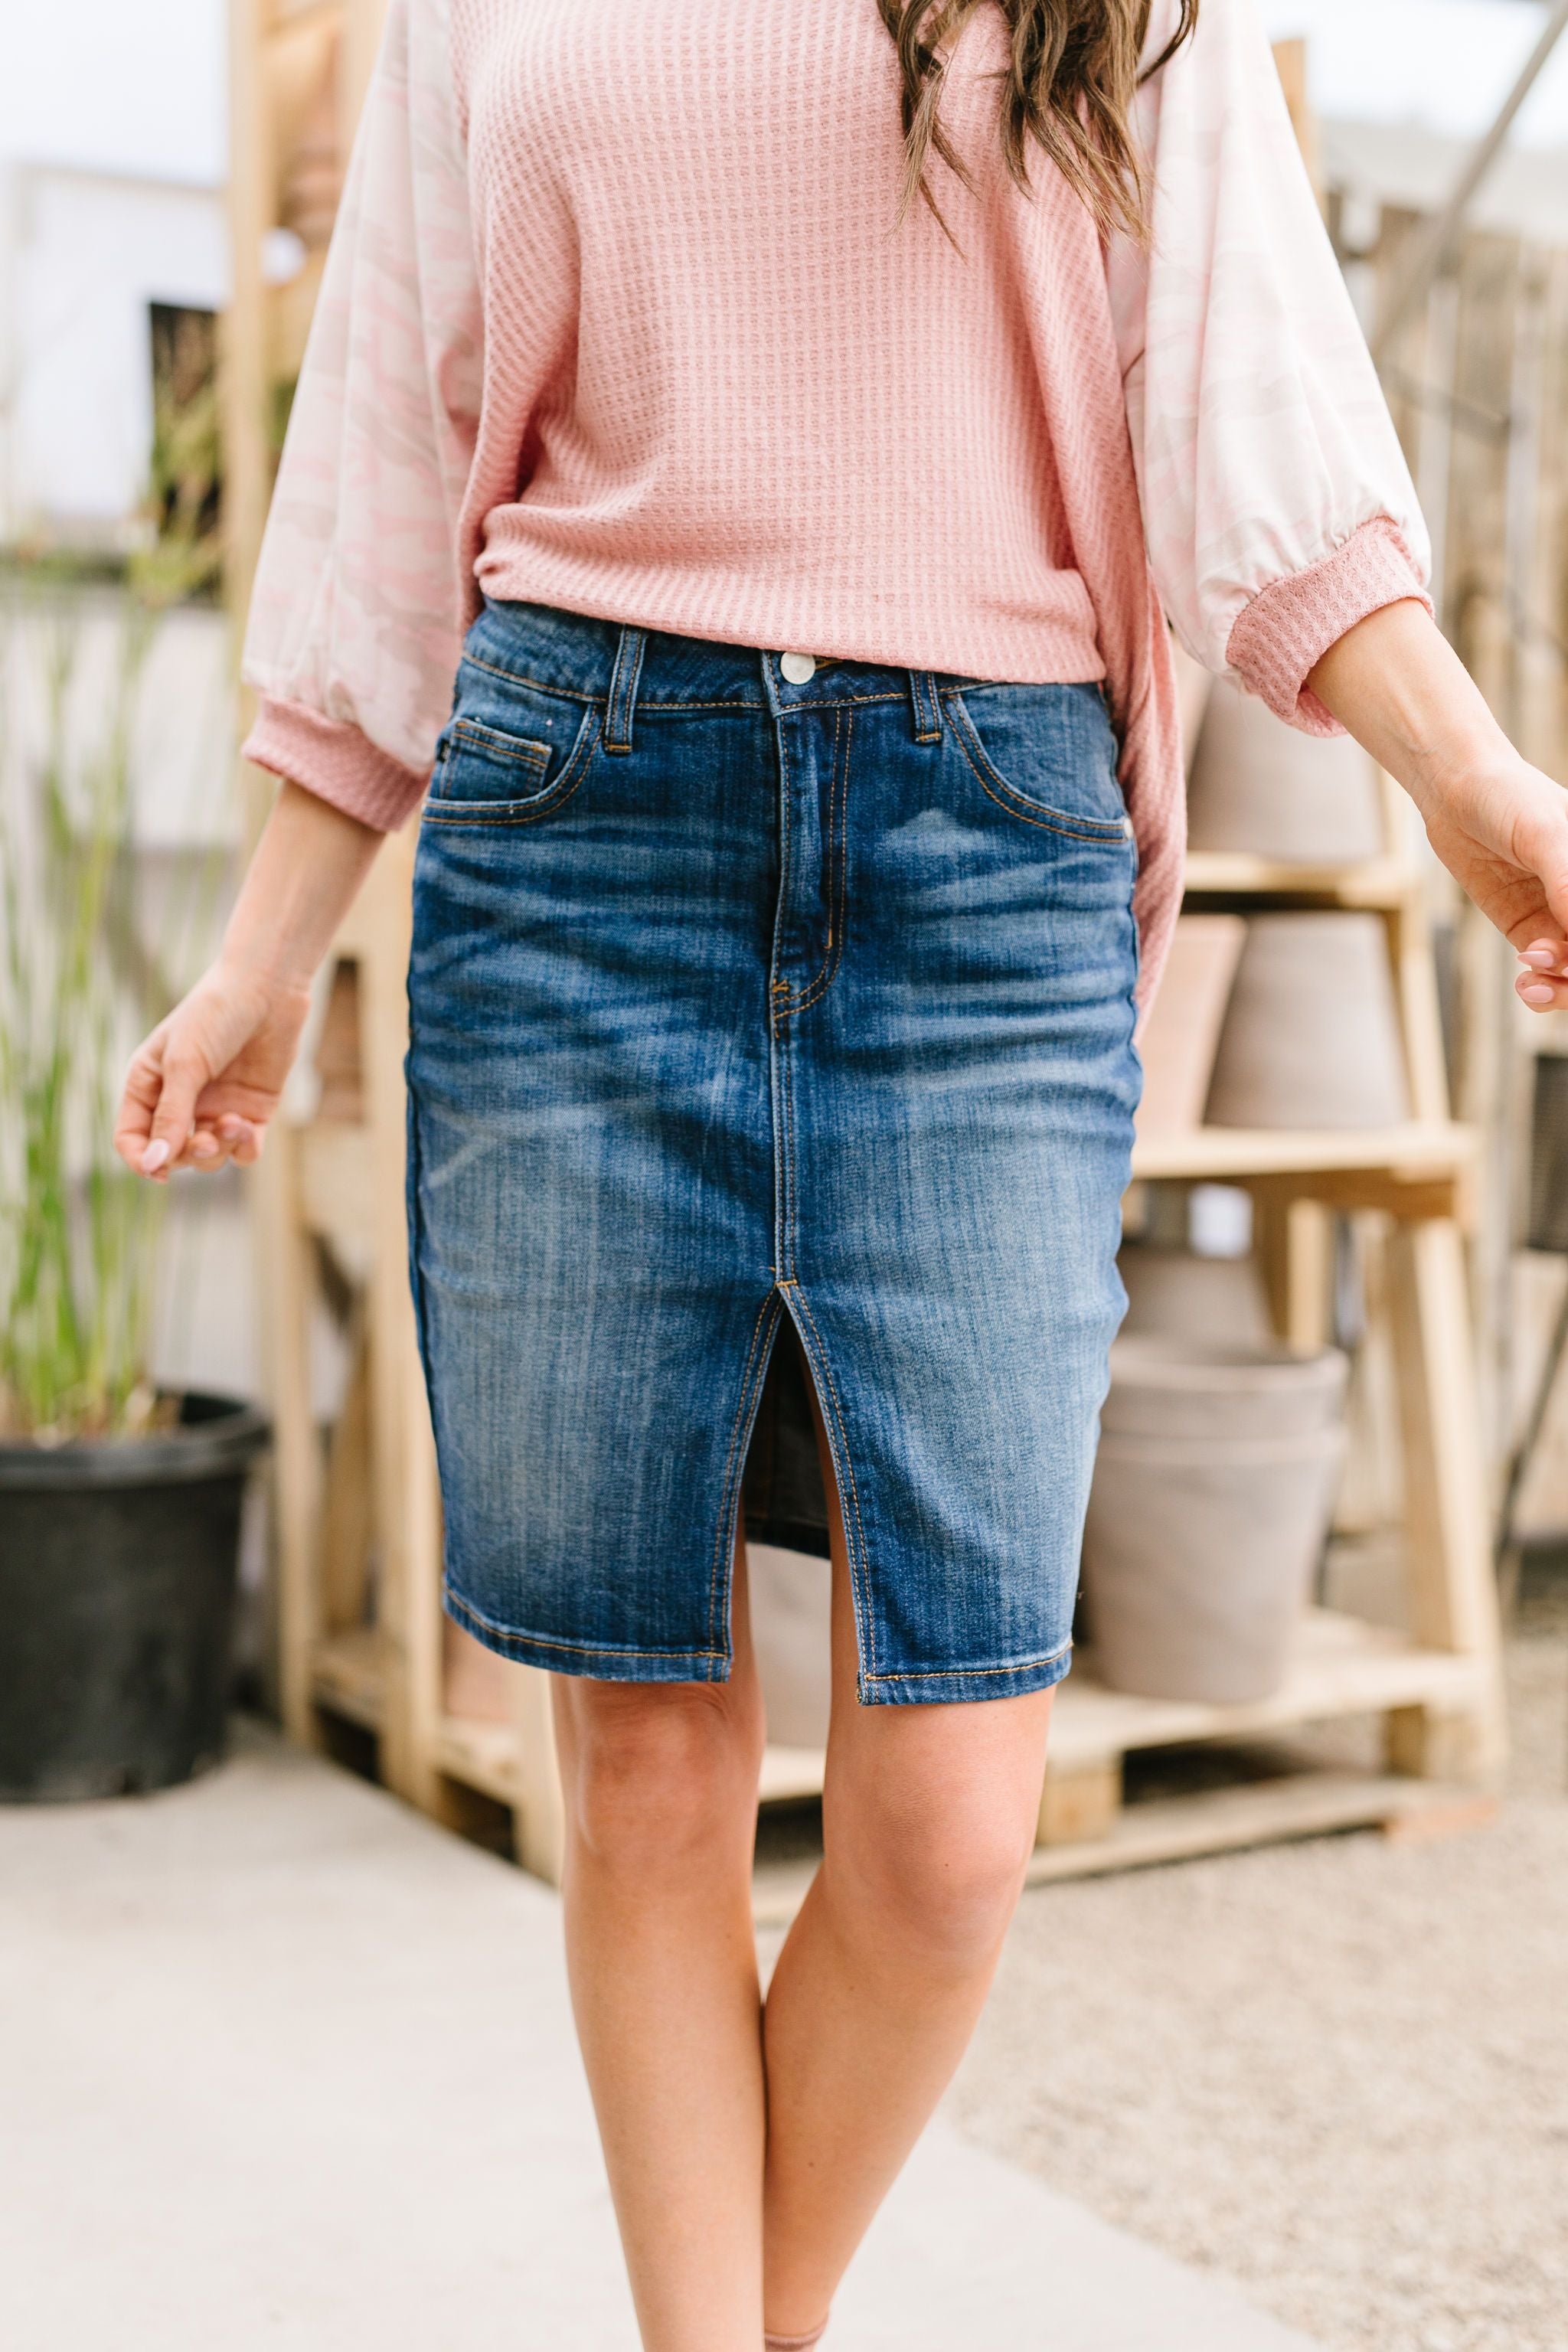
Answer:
1188, 677, 1384, 863
1118, 1246, 1273, 1346
1082, 1339, 1348, 1704
1134, 913, 1246, 1135
748, 1543, 832, 1749
1204, 912, 1410, 1130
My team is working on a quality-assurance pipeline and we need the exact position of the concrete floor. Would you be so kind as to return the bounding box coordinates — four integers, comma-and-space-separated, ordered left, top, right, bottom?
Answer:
952, 1579, 1568, 2352
0, 1725, 1320, 2352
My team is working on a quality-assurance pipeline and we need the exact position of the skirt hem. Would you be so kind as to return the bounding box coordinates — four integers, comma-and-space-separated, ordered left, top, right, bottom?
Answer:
443, 1579, 732, 1684
447, 1576, 1073, 1706
857, 1642, 1075, 1707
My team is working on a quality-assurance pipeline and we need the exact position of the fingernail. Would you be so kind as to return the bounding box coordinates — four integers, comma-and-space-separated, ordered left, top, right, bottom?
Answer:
1521, 983, 1555, 1007
139, 1138, 171, 1174
1521, 947, 1557, 969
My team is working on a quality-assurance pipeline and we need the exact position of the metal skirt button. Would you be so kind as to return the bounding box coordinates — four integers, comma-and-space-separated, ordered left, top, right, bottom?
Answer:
779, 651, 816, 684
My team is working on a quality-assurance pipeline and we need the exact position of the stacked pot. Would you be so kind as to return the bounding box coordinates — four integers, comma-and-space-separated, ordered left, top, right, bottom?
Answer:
1135, 678, 1412, 1138
1082, 1338, 1348, 1704
1187, 675, 1385, 864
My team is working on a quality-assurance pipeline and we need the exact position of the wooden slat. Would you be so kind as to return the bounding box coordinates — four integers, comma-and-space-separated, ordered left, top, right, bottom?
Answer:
1387, 1220, 1509, 1780
759, 1745, 829, 1804
1047, 1608, 1485, 1772
361, 827, 447, 1816
293, 1115, 371, 1260
751, 1773, 1498, 1926
268, 250, 328, 382
436, 1714, 520, 1807
1022, 1773, 1493, 1886
296, 1118, 373, 1264
318, 1314, 374, 1634
1182, 851, 1412, 906
1132, 1120, 1473, 1184
312, 1625, 384, 1730
510, 1668, 566, 1883
257, 1127, 325, 1745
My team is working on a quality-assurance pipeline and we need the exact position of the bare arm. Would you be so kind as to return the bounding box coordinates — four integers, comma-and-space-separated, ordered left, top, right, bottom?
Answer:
115, 782, 384, 1181
1306, 599, 1568, 1011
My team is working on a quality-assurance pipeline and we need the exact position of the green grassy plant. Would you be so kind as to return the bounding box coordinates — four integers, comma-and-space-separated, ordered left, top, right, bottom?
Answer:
0, 330, 230, 1443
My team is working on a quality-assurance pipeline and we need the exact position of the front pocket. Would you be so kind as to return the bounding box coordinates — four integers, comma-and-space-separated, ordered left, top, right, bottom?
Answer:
447, 717, 550, 783
946, 684, 1132, 844
425, 685, 599, 825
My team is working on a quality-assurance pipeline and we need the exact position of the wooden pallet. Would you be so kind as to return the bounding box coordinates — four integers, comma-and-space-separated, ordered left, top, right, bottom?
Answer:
227, 5, 1506, 1892
753, 1772, 1499, 1929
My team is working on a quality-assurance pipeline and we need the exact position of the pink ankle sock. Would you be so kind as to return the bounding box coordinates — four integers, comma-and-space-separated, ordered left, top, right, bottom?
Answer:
765, 2328, 828, 2350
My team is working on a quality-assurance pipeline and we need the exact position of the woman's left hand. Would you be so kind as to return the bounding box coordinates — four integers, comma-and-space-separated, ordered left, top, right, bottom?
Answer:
1305, 599, 1568, 1013
1415, 752, 1568, 1008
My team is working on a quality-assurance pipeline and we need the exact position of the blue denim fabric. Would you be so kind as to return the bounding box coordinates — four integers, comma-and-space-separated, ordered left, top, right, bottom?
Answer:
407, 598, 1141, 1704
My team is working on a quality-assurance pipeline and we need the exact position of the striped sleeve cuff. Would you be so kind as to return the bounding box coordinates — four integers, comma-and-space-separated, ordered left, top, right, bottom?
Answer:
240, 696, 429, 831
1225, 516, 1432, 737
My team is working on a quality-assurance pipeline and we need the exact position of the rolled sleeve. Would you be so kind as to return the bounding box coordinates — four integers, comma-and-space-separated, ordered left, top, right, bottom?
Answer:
241, 696, 429, 831
1224, 515, 1432, 733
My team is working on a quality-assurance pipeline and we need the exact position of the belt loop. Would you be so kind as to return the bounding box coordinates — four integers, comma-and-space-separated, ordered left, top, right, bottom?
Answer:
909, 669, 942, 745
604, 625, 647, 755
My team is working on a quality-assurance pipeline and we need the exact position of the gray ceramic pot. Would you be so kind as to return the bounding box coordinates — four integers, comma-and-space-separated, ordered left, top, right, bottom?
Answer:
1204, 912, 1410, 1130
1083, 1340, 1348, 1704
1188, 676, 1384, 863
1117, 1247, 1274, 1347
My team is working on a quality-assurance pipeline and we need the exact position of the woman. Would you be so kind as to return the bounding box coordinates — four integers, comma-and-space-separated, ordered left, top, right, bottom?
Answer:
118, 0, 1568, 2342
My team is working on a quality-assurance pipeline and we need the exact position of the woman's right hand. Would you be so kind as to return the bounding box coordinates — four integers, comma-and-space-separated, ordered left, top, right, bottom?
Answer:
114, 960, 314, 1181
113, 779, 387, 1183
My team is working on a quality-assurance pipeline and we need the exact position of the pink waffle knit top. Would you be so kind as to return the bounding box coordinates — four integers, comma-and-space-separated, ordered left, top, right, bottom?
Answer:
240, 0, 1430, 1002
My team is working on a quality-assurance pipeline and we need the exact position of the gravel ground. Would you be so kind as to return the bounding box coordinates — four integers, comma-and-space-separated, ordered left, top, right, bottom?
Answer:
948, 1576, 1568, 2352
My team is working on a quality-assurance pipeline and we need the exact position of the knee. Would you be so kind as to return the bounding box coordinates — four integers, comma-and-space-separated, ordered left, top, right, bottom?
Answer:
833, 1790, 1033, 1971
561, 1680, 762, 1874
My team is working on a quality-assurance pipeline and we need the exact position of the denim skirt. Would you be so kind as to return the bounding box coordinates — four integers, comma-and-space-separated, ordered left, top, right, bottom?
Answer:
406, 598, 1142, 1704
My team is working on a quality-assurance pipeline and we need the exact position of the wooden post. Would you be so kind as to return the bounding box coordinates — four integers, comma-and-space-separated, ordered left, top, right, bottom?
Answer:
257, 1132, 325, 1746
1038, 1758, 1121, 1847
1385, 1217, 1508, 1779
350, 829, 446, 1811
511, 1671, 567, 1884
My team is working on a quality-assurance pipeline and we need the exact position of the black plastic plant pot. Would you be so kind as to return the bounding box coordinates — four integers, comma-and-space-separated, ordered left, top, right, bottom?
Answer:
0, 1393, 270, 1802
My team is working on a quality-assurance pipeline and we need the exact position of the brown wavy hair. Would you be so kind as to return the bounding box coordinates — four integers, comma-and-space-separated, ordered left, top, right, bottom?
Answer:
877, 0, 1197, 243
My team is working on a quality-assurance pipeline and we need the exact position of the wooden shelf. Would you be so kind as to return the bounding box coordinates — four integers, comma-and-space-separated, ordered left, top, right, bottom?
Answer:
728, 1606, 1488, 1811
1049, 1607, 1481, 1767
1183, 851, 1412, 906
1132, 1119, 1473, 1184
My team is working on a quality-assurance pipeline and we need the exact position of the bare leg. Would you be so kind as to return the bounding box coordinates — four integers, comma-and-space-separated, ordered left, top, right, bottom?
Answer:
552, 1537, 767, 2352
760, 1385, 1054, 2339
